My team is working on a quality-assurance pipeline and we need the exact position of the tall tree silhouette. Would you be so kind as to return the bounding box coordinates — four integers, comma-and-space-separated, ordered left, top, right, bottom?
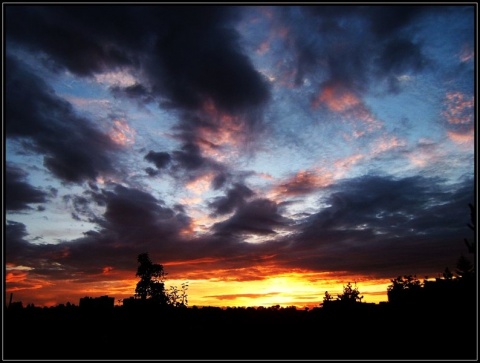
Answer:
455, 254, 474, 279
135, 252, 168, 304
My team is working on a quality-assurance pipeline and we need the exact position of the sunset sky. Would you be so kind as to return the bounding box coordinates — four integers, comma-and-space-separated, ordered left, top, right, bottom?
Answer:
4, 4, 475, 308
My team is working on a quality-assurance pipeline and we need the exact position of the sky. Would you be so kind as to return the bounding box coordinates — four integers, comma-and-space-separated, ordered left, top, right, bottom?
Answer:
4, 4, 476, 308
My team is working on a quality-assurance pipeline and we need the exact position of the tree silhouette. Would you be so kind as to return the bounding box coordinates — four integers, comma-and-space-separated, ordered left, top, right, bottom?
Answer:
135, 252, 168, 304
167, 282, 189, 307
323, 291, 333, 303
442, 267, 453, 280
387, 274, 422, 291
337, 282, 363, 303
455, 254, 474, 279
387, 275, 422, 304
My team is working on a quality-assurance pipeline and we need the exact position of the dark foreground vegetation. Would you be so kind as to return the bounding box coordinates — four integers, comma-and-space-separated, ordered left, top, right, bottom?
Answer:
4, 293, 476, 360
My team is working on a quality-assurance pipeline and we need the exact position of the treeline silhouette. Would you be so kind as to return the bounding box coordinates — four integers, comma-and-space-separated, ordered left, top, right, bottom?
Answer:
4, 205, 476, 360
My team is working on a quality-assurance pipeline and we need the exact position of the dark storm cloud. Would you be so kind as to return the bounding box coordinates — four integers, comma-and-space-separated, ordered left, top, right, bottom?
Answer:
209, 183, 255, 216
5, 5, 270, 114
144, 151, 172, 169
364, 5, 429, 36
281, 174, 475, 278
5, 55, 119, 183
376, 38, 429, 92
279, 5, 440, 93
6, 174, 474, 284
5, 5, 269, 190
212, 172, 230, 190
300, 175, 473, 239
6, 184, 193, 277
95, 184, 179, 237
5, 221, 32, 258
5, 5, 137, 76
172, 143, 207, 171
63, 194, 97, 222
5, 164, 49, 211
213, 198, 292, 236
150, 12, 270, 113
110, 83, 155, 105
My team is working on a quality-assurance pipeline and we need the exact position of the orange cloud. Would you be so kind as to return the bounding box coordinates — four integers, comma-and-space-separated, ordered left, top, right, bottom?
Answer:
312, 84, 361, 112
6, 271, 28, 283
102, 266, 114, 274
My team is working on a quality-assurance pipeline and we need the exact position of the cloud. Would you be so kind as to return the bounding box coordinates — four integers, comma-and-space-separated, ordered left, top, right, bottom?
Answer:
109, 119, 136, 147
272, 169, 334, 198
209, 183, 255, 216
285, 174, 474, 277
6, 183, 194, 281
6, 7, 271, 185
6, 6, 270, 113
272, 6, 435, 95
213, 198, 292, 237
144, 150, 172, 169
5, 164, 49, 211
5, 55, 120, 183
443, 91, 474, 125
5, 173, 474, 301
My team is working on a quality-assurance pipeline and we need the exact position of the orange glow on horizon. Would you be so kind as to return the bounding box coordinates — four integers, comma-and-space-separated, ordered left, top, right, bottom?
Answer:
5, 265, 392, 309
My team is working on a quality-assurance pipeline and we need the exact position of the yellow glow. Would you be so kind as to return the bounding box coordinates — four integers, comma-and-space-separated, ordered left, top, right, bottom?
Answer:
178, 272, 391, 309
6, 266, 392, 308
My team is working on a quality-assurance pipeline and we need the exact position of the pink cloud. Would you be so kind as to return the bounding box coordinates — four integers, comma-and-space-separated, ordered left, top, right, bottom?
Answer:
443, 92, 474, 125
333, 154, 364, 178
312, 83, 361, 112
459, 44, 474, 63
185, 172, 216, 195
272, 169, 334, 198
312, 83, 383, 137
109, 119, 135, 146
197, 99, 249, 160
370, 135, 407, 155
256, 40, 271, 55
447, 128, 474, 145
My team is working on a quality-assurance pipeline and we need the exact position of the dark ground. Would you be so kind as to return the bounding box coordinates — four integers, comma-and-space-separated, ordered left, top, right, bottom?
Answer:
4, 301, 477, 360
